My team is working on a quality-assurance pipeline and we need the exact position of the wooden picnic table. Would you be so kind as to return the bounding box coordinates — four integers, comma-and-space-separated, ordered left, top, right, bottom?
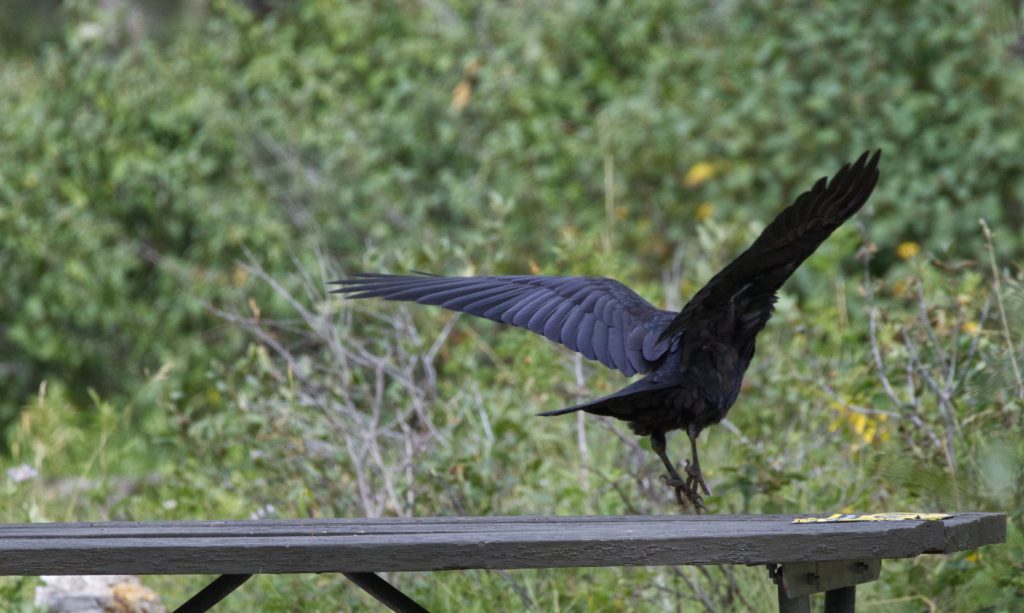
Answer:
0, 513, 1005, 612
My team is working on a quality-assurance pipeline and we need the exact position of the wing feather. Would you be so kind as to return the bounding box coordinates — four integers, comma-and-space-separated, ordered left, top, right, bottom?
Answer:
591, 320, 610, 367
661, 150, 881, 342
576, 313, 596, 360
332, 152, 880, 376
331, 274, 674, 375
559, 308, 587, 351
505, 291, 551, 326
543, 301, 577, 342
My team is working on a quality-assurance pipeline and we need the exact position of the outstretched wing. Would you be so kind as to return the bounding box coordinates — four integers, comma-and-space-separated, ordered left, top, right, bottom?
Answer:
661, 149, 881, 341
330, 274, 674, 376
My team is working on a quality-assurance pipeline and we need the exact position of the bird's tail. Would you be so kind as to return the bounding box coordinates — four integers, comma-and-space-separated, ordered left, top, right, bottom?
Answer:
532, 403, 589, 417
537, 403, 588, 417
537, 377, 671, 418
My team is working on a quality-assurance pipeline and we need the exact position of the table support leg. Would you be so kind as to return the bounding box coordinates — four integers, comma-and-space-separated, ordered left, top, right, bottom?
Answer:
174, 574, 253, 613
344, 572, 429, 613
776, 581, 811, 613
824, 585, 856, 613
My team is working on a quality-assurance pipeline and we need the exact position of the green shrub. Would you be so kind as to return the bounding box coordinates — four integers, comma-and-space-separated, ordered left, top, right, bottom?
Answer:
1, 0, 1023, 609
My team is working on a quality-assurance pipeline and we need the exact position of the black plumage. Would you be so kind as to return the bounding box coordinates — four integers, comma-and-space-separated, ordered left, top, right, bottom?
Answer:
331, 150, 881, 509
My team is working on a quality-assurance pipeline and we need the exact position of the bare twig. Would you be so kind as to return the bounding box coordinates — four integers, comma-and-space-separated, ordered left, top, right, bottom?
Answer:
859, 243, 905, 408
601, 116, 615, 254
955, 298, 991, 392
980, 219, 1024, 398
206, 257, 448, 518
573, 354, 591, 498
900, 328, 957, 475
674, 567, 716, 613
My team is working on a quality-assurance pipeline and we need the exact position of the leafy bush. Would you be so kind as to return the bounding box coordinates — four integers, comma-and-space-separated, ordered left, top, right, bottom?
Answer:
3, 0, 1024, 415
1, 0, 1023, 609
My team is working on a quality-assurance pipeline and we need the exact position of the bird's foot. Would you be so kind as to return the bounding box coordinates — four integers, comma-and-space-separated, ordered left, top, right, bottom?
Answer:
684, 459, 712, 497
659, 473, 706, 513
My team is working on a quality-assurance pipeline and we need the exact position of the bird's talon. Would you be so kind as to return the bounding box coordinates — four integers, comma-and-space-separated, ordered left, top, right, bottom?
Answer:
661, 473, 686, 488
684, 461, 711, 496
660, 476, 706, 513
683, 489, 706, 513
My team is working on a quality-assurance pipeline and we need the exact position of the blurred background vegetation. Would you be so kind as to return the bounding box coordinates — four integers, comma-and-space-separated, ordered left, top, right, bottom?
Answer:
1, 0, 1022, 610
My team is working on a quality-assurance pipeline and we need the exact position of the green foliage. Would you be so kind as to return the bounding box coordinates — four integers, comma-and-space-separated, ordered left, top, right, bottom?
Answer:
3, 0, 1024, 412
1, 0, 1024, 610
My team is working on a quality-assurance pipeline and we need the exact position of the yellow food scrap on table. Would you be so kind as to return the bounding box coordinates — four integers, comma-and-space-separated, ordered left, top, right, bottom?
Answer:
793, 512, 952, 524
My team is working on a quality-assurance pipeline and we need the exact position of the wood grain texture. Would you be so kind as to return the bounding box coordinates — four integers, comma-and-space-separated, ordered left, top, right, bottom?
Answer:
0, 513, 1004, 576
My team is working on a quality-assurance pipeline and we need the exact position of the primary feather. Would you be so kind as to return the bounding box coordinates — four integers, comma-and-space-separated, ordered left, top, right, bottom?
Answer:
332, 274, 675, 376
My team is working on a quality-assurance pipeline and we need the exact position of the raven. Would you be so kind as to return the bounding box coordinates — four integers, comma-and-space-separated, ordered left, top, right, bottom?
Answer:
331, 150, 881, 510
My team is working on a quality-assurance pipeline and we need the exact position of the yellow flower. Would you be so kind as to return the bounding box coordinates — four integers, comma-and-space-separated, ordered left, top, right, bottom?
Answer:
896, 241, 921, 260
232, 264, 249, 286
450, 58, 481, 113
450, 79, 472, 112
684, 161, 716, 187
890, 278, 912, 298
961, 321, 981, 335
862, 421, 877, 444
851, 413, 868, 435
834, 401, 887, 446
695, 202, 714, 221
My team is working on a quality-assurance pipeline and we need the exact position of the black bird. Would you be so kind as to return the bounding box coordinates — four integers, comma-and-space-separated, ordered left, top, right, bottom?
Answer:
331, 150, 881, 509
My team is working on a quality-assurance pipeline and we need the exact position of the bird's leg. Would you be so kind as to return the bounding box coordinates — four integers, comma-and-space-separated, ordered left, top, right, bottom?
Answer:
651, 431, 705, 511
683, 425, 711, 497
651, 432, 685, 485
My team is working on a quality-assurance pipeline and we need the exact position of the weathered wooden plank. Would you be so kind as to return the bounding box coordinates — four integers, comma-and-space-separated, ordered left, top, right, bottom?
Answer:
0, 517, 960, 543
0, 514, 834, 537
936, 513, 1006, 553
0, 514, 1004, 576
0, 512, 1001, 537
